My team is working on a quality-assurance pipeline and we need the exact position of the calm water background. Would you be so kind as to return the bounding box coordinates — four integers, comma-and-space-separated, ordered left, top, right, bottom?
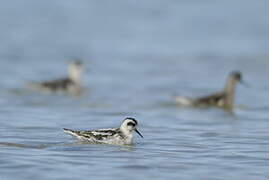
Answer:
0, 0, 269, 179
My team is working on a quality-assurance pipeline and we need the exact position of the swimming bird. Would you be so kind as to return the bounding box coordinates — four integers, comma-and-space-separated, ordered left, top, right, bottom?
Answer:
175, 71, 244, 111
26, 60, 84, 95
63, 117, 143, 145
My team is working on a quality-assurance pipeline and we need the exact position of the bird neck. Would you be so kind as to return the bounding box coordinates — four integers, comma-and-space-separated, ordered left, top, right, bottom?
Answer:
120, 127, 133, 138
223, 77, 238, 109
69, 68, 82, 85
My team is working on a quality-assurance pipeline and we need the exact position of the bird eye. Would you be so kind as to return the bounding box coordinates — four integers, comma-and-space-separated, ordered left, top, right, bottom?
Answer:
127, 122, 135, 127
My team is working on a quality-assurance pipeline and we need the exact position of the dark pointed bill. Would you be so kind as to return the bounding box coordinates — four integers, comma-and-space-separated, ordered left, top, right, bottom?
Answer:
135, 129, 143, 138
240, 80, 250, 87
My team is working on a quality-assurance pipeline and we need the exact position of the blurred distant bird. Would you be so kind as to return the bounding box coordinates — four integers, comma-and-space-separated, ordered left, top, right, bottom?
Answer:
175, 71, 244, 111
26, 60, 84, 95
63, 117, 143, 145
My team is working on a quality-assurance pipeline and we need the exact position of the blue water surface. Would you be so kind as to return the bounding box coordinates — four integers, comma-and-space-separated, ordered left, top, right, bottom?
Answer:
0, 1, 269, 179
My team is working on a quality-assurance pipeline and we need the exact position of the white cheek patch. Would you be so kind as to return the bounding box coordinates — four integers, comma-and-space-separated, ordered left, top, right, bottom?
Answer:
127, 126, 133, 131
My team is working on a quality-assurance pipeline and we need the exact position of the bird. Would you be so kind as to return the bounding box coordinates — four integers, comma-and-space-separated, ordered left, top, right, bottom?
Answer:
175, 71, 244, 111
26, 60, 84, 95
63, 117, 143, 145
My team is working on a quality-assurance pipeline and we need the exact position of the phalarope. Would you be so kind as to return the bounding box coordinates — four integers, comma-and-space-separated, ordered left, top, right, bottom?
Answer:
26, 60, 84, 95
176, 71, 244, 111
63, 117, 143, 145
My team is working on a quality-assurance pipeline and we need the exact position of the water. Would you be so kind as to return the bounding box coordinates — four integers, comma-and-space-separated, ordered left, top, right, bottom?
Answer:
0, 0, 269, 179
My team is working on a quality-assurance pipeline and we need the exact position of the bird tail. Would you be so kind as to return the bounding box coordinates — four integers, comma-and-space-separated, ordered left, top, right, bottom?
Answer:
63, 128, 79, 137
25, 82, 42, 90
175, 96, 194, 106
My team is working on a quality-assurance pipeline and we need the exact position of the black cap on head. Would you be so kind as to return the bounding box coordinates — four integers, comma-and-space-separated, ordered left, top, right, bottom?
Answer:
124, 117, 138, 125
74, 60, 82, 66
230, 71, 242, 81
